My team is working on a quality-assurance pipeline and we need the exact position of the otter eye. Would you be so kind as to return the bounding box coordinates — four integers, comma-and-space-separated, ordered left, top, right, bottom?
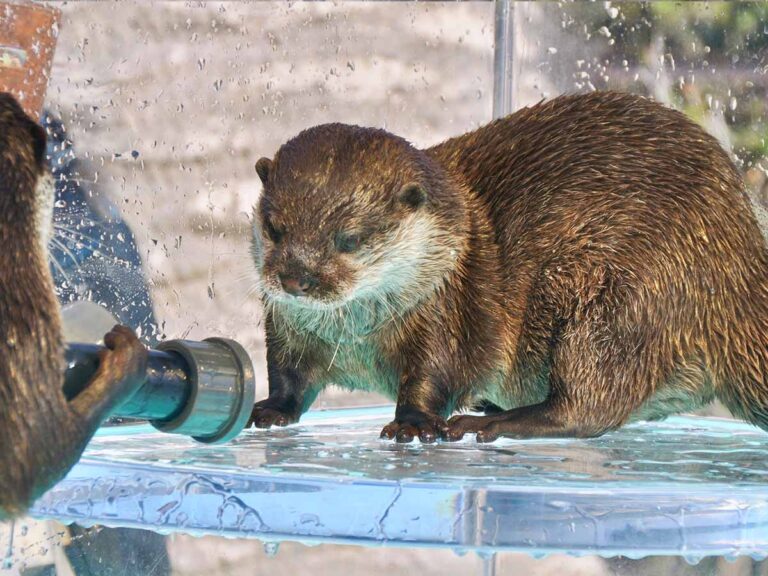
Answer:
335, 232, 362, 253
264, 218, 284, 243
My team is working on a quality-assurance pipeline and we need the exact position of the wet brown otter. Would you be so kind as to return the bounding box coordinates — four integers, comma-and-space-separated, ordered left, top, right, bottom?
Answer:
249, 91, 768, 444
0, 93, 147, 517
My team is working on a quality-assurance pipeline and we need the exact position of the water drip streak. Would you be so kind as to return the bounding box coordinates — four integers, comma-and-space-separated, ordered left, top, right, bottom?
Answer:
375, 484, 403, 540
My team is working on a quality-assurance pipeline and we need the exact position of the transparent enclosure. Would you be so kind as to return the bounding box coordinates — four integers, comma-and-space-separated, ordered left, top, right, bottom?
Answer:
505, 2, 768, 214
3, 2, 768, 575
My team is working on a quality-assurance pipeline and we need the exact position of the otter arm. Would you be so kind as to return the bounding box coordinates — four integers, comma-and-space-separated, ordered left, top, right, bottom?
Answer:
10, 326, 147, 517
379, 368, 453, 443
69, 326, 148, 424
249, 361, 316, 428
249, 320, 319, 428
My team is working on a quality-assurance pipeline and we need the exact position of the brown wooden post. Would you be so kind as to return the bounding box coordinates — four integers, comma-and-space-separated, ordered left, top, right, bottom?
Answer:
0, 1, 60, 120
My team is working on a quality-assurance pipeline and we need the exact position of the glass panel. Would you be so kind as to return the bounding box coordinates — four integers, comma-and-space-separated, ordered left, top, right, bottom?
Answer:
3, 2, 768, 575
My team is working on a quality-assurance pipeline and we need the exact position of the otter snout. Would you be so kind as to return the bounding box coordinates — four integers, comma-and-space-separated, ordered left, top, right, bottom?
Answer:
279, 273, 319, 297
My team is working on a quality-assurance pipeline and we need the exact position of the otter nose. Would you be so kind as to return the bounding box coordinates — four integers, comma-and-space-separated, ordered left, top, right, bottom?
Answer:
279, 274, 318, 297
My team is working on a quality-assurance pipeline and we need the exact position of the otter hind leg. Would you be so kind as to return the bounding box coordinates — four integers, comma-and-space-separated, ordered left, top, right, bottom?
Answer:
715, 353, 768, 433
447, 291, 666, 442
471, 399, 504, 414
446, 401, 593, 442
698, 288, 768, 432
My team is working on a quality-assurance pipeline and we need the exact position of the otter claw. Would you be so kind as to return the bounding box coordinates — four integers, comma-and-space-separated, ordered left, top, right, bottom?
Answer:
249, 404, 296, 429
380, 410, 448, 444
380, 423, 398, 440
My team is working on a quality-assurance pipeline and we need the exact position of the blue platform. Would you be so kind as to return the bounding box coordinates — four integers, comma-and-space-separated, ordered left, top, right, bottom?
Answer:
30, 406, 768, 560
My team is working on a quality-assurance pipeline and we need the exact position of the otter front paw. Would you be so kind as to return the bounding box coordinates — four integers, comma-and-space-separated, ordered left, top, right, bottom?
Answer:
98, 325, 148, 403
249, 399, 299, 429
380, 408, 449, 443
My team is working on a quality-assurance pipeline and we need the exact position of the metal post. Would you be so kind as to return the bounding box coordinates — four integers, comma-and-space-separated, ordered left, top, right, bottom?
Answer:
481, 552, 498, 576
493, 0, 515, 119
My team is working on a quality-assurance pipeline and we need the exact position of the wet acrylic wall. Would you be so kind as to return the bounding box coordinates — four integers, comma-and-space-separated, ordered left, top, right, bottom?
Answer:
4, 2, 768, 576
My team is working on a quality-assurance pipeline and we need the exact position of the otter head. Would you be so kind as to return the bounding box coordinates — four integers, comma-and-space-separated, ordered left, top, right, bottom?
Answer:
251, 123, 466, 315
0, 92, 53, 253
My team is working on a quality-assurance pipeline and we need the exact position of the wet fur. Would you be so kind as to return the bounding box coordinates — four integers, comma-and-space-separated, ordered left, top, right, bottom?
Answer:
250, 92, 768, 442
0, 93, 146, 516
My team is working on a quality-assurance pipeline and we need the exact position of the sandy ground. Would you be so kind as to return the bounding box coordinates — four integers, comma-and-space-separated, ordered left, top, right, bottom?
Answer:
166, 537, 611, 576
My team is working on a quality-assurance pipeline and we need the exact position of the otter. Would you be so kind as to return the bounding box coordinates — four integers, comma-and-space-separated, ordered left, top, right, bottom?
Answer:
248, 91, 768, 444
0, 92, 147, 517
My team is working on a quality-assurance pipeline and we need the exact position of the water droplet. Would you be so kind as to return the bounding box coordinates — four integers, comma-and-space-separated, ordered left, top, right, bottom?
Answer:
684, 555, 702, 565
476, 550, 495, 561
597, 26, 611, 38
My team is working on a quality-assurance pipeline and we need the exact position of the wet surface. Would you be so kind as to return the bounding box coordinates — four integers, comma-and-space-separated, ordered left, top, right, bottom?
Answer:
30, 407, 768, 559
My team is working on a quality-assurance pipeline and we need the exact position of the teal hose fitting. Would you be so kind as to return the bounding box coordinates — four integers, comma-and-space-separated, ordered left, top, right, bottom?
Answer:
64, 338, 256, 443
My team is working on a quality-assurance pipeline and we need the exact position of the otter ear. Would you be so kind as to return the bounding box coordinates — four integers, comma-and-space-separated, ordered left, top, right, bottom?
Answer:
397, 182, 426, 209
255, 157, 272, 185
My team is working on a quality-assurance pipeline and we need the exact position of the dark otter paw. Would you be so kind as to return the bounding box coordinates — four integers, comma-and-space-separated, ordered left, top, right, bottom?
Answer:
445, 413, 502, 442
249, 400, 298, 429
380, 408, 449, 443
98, 325, 148, 403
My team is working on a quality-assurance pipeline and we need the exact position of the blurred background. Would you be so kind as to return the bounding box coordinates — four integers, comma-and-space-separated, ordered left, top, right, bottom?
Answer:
4, 1, 768, 574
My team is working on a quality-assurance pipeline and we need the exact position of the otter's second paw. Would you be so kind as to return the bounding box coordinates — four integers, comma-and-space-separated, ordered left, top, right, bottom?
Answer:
380, 408, 449, 443
249, 399, 299, 429
444, 413, 501, 442
97, 325, 148, 403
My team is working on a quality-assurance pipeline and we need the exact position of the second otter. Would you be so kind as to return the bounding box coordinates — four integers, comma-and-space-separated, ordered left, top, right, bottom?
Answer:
0, 93, 147, 517
249, 91, 768, 443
